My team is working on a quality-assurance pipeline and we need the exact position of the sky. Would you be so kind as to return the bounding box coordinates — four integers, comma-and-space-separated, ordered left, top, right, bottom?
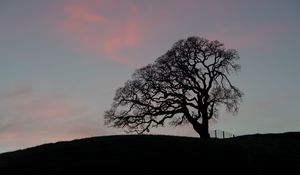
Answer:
0, 0, 299, 153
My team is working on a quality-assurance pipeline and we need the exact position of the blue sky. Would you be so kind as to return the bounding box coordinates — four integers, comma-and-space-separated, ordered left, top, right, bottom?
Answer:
0, 0, 300, 153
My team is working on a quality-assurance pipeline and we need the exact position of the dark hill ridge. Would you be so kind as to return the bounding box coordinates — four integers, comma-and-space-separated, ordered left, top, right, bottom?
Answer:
0, 133, 299, 174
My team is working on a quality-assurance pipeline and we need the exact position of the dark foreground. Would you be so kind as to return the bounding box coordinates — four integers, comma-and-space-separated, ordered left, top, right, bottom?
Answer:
0, 132, 299, 174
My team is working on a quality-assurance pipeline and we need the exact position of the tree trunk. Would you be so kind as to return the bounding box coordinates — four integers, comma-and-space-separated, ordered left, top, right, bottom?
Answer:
196, 108, 211, 139
183, 106, 210, 139
192, 121, 210, 139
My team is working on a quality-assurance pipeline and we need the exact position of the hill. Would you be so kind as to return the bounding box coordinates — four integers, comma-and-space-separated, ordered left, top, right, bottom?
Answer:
0, 132, 299, 174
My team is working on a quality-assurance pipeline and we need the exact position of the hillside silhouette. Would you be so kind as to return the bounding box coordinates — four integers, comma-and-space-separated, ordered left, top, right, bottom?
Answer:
0, 132, 299, 174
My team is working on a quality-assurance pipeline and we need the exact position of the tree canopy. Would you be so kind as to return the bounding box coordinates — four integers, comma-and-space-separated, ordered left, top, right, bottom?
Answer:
105, 36, 243, 138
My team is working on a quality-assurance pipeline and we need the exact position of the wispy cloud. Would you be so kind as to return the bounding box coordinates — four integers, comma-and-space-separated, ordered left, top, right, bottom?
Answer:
1, 86, 33, 99
57, 0, 141, 64
53, 0, 289, 66
101, 5, 140, 63
0, 86, 91, 152
1, 87, 83, 120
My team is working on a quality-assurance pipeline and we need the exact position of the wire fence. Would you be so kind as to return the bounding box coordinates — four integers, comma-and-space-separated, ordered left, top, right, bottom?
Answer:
210, 130, 236, 139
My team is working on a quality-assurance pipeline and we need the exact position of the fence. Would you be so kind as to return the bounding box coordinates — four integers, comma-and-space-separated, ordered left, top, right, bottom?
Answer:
209, 130, 236, 139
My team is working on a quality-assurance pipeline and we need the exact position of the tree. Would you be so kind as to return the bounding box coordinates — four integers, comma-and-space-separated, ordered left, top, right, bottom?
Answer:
105, 36, 243, 138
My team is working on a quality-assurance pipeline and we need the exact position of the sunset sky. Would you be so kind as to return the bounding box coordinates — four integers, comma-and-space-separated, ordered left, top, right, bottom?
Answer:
1, 0, 300, 153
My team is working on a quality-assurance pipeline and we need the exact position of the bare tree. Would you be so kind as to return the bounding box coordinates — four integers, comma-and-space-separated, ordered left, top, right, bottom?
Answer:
105, 36, 243, 138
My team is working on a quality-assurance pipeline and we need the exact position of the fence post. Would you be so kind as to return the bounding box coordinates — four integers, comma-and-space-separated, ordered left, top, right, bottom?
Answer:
222, 131, 225, 139
215, 130, 217, 138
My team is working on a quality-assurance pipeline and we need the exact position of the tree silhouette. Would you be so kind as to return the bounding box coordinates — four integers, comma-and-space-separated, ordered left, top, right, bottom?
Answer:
105, 36, 243, 138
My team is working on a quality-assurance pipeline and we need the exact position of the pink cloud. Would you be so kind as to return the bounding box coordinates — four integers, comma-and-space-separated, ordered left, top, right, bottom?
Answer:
0, 110, 113, 153
0, 127, 96, 143
28, 102, 81, 119
58, 3, 105, 52
65, 3, 106, 23
101, 5, 140, 63
1, 87, 85, 122
0, 131, 19, 141
0, 129, 97, 153
56, 1, 142, 64
0, 87, 99, 152
52, 0, 288, 66
124, 6, 140, 47
2, 86, 33, 99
